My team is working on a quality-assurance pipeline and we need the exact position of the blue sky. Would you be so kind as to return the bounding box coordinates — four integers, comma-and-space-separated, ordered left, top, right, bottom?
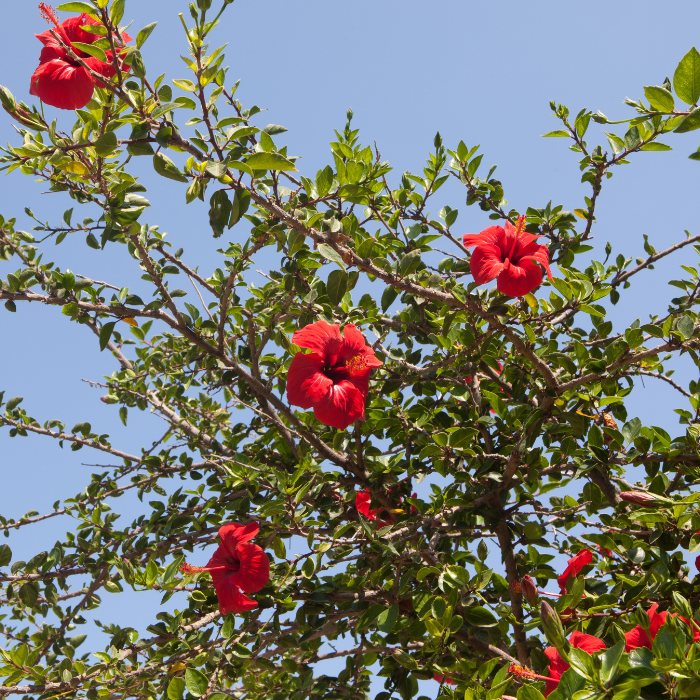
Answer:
1, 0, 700, 693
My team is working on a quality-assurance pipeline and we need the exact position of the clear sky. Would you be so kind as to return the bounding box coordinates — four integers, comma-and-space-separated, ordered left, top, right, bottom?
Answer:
1, 0, 700, 693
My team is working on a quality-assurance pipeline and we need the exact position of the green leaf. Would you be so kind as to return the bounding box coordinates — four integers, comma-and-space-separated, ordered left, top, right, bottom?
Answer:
245, 152, 297, 171
377, 604, 399, 633
463, 606, 498, 627
229, 188, 250, 227
315, 165, 334, 196
109, 0, 125, 25
547, 668, 585, 700
644, 85, 675, 112
677, 313, 695, 339
18, 582, 38, 607
624, 126, 641, 150
398, 249, 422, 276
517, 686, 545, 700
674, 107, 700, 133
209, 190, 232, 239
167, 678, 185, 700
542, 130, 571, 137
0, 544, 11, 567
621, 418, 642, 444
94, 131, 118, 157
317, 243, 346, 270
227, 161, 254, 177
263, 124, 288, 135
136, 22, 157, 49
5, 397, 23, 411
70, 42, 107, 64
153, 153, 188, 183
151, 102, 187, 119
99, 322, 116, 351
640, 142, 672, 151
326, 269, 348, 305
184, 668, 208, 698
172, 79, 196, 92
674, 47, 700, 105
600, 641, 625, 684
381, 286, 399, 312
56, 2, 99, 16
173, 96, 197, 110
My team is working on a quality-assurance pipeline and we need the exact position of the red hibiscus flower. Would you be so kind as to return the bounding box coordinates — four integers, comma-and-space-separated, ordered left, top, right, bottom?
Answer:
355, 490, 396, 527
433, 675, 456, 685
625, 603, 700, 651
557, 549, 593, 592
30, 4, 131, 110
287, 321, 383, 430
180, 522, 270, 614
544, 631, 606, 697
356, 490, 418, 525
696, 554, 700, 572
462, 215, 552, 297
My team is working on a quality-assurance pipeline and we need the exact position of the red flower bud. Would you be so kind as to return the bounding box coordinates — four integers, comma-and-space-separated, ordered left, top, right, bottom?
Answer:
620, 491, 656, 506
522, 575, 539, 603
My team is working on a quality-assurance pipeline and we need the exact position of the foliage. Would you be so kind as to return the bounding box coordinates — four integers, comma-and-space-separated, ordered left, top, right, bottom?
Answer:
2, 2, 700, 700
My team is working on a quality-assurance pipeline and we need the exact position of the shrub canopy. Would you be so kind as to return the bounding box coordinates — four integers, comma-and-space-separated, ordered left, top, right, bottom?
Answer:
2, 3, 700, 700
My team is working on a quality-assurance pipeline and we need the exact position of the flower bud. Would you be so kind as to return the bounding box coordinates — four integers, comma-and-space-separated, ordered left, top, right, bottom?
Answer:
196, 0, 212, 10
522, 575, 539, 603
0, 86, 16, 112
129, 50, 146, 79
540, 600, 567, 650
634, 606, 651, 630
666, 613, 678, 635
620, 491, 656, 506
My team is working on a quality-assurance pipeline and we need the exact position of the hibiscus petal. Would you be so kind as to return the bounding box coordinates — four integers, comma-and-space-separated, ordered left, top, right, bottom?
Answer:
292, 320, 343, 361
570, 630, 606, 654
624, 625, 652, 652
287, 352, 331, 409
313, 379, 365, 430
347, 371, 370, 400
360, 346, 384, 369
544, 673, 560, 698
469, 244, 505, 285
463, 225, 505, 249
340, 323, 366, 354
35, 28, 70, 49
219, 522, 259, 558
356, 491, 378, 520
544, 647, 569, 678
211, 576, 258, 614
38, 44, 68, 64
62, 14, 101, 44
84, 56, 116, 80
497, 258, 543, 297
515, 240, 553, 279
204, 546, 229, 571
336, 325, 381, 370
29, 59, 94, 110
228, 542, 270, 593
557, 549, 593, 591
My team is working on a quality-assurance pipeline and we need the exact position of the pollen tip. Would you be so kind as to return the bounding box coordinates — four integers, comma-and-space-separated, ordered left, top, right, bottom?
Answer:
345, 353, 369, 376
179, 562, 206, 575
38, 3, 60, 27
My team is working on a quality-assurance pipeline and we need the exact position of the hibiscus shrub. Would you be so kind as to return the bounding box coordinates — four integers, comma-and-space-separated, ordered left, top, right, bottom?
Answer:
3, 3, 700, 700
